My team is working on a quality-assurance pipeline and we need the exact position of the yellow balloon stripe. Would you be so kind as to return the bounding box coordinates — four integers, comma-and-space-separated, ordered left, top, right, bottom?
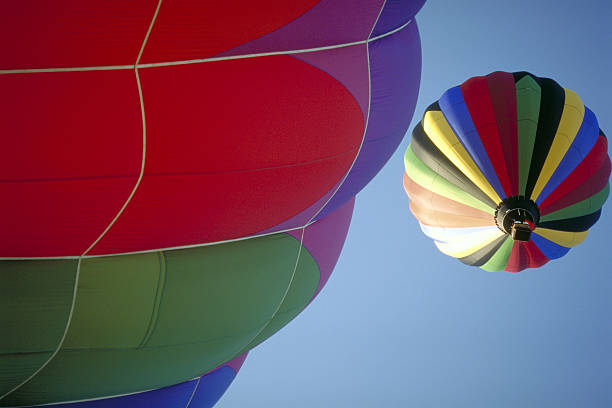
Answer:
534, 228, 588, 248
434, 227, 504, 259
531, 89, 585, 201
423, 111, 502, 204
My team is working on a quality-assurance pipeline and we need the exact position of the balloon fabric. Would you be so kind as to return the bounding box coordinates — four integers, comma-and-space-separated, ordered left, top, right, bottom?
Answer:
0, 1, 425, 406
403, 71, 610, 272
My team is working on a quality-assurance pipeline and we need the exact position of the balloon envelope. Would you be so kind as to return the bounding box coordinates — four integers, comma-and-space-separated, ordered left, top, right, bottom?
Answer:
403, 71, 610, 272
26, 354, 248, 408
1, 0, 424, 406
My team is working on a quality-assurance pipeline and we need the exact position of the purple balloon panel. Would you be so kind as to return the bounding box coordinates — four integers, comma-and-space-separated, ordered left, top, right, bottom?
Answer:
316, 19, 422, 219
285, 196, 354, 302
293, 44, 370, 118
256, 179, 341, 235
371, 0, 426, 38
303, 197, 354, 300
217, 0, 384, 57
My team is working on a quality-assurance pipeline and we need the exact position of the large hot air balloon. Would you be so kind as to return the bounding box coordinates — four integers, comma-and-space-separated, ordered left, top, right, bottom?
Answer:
403, 71, 610, 272
0, 1, 425, 407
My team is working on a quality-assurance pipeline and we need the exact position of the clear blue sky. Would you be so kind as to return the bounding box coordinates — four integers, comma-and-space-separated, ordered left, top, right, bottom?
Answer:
219, 1, 612, 407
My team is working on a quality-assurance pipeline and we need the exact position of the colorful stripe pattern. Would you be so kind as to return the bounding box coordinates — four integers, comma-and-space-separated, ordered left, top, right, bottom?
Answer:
403, 71, 610, 272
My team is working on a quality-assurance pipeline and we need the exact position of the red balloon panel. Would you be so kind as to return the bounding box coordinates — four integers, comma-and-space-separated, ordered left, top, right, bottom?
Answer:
0, 70, 143, 257
89, 55, 363, 255
1, 1, 157, 69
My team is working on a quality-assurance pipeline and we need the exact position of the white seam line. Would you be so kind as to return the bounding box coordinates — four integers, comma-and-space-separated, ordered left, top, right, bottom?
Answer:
6, 384, 167, 407
0, 11, 406, 261
79, 0, 162, 257
0, 221, 319, 260
229, 227, 306, 356
183, 377, 202, 408
135, 0, 162, 66
79, 67, 147, 256
0, 19, 411, 75
305, 0, 386, 225
0, 259, 82, 403
0, 6, 163, 402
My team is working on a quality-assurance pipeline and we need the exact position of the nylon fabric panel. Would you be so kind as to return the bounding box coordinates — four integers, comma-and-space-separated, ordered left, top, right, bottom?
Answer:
524, 76, 565, 199
455, 77, 509, 197
291, 44, 369, 120
438, 84, 506, 199
533, 228, 588, 248
540, 184, 609, 222
486, 71, 518, 196
459, 234, 508, 267
505, 241, 548, 272
403, 174, 494, 226
236, 235, 320, 352
409, 201, 494, 228
419, 224, 498, 243
411, 122, 497, 208
423, 110, 501, 203
39, 379, 197, 408
531, 233, 571, 260
541, 158, 611, 216
1, 235, 302, 406
538, 211, 601, 233
314, 20, 422, 219
61, 254, 162, 349
536, 108, 599, 205
303, 198, 354, 299
29, 355, 246, 408
139, 1, 320, 63
531, 89, 585, 201
0, 260, 77, 396
89, 55, 363, 254
214, 0, 384, 59
434, 227, 504, 259
0, 71, 142, 257
371, 0, 426, 37
0, 1, 156, 69
480, 236, 513, 272
515, 75, 541, 196
183, 366, 237, 408
404, 147, 494, 214
539, 135, 610, 214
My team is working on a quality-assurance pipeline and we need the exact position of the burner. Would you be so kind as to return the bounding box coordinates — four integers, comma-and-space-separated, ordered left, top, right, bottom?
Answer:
494, 196, 540, 242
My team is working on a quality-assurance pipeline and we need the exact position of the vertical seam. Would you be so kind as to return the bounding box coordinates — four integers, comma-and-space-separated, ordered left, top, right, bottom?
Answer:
81, 0, 162, 256
0, 4, 164, 402
139, 251, 167, 348
183, 377, 202, 408
0, 259, 82, 402
305, 0, 387, 225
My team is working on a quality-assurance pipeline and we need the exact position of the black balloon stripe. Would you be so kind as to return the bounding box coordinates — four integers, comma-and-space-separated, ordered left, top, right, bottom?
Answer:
411, 122, 498, 209
538, 210, 601, 232
459, 234, 508, 266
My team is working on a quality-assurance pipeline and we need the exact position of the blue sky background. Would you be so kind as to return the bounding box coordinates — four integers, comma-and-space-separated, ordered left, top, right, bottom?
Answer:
219, 1, 612, 407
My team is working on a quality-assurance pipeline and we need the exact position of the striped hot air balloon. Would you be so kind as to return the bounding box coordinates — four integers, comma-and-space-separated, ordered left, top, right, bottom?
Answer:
403, 71, 610, 272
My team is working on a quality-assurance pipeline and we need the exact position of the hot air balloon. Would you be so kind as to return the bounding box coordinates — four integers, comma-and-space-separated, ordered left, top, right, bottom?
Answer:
403, 71, 610, 272
0, 0, 425, 407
